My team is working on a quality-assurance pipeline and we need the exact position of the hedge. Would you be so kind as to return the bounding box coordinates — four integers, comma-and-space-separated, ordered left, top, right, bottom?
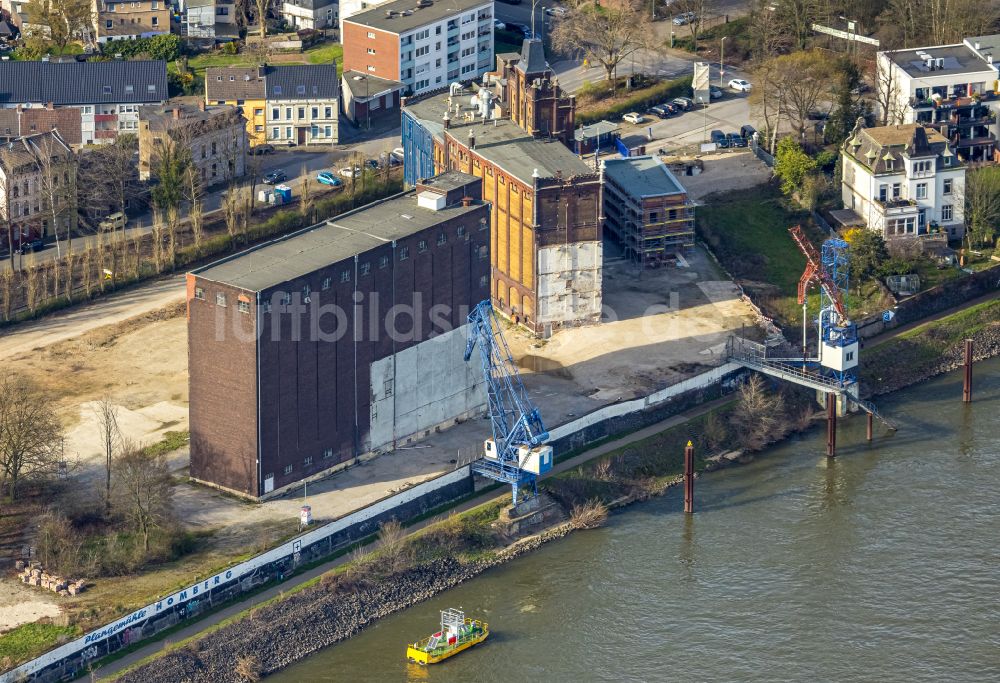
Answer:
101, 34, 183, 61
577, 75, 694, 125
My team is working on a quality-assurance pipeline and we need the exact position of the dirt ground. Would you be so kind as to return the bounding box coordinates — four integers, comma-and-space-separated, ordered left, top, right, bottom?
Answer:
662, 150, 774, 202
0, 236, 755, 636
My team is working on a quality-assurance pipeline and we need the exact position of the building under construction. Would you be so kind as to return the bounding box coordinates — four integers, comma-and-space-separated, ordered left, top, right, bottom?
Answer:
187, 172, 490, 499
601, 155, 694, 267
402, 39, 602, 335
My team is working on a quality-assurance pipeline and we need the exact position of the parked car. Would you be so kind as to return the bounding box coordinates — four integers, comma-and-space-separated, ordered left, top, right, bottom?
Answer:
316, 171, 342, 187
709, 85, 723, 99
710, 130, 728, 148
263, 169, 287, 184
18, 238, 45, 255
510, 22, 532, 37
622, 112, 646, 124
340, 166, 361, 178
647, 104, 670, 119
807, 109, 830, 120
493, 19, 506, 30
727, 132, 747, 148
250, 143, 275, 155
545, 6, 568, 16
728, 78, 752, 92
740, 124, 758, 140
673, 12, 696, 25
672, 97, 694, 111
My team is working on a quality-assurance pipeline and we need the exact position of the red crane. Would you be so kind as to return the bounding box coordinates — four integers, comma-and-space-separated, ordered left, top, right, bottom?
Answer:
788, 225, 849, 322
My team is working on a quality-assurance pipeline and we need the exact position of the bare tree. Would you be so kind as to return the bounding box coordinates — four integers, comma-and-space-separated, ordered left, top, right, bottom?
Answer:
0, 374, 64, 503
749, 57, 786, 156
872, 51, 907, 126
113, 439, 174, 553
881, 0, 994, 48
747, 0, 791, 62
222, 185, 243, 241
182, 164, 205, 248
81, 134, 140, 239
24, 0, 91, 53
30, 132, 77, 261
299, 168, 314, 222
551, 0, 652, 91
255, 0, 269, 42
669, 0, 709, 54
93, 396, 120, 517
961, 166, 1000, 250
730, 374, 785, 451
772, 0, 824, 50
754, 50, 834, 142
0, 145, 16, 271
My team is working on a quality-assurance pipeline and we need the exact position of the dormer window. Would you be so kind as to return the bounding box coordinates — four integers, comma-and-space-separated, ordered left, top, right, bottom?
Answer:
125, 85, 134, 94
102, 85, 112, 94
147, 84, 156, 93
296, 85, 306, 95
273, 85, 282, 95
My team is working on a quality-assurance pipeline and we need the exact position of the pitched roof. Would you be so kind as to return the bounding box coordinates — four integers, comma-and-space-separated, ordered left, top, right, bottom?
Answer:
345, 0, 490, 34
0, 61, 167, 106
517, 39, 548, 75
842, 121, 953, 174
0, 130, 73, 175
266, 64, 339, 100
205, 66, 266, 101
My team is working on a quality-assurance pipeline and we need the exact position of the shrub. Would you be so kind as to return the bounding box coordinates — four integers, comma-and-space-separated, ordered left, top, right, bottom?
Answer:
102, 34, 182, 61
577, 75, 693, 125
221, 41, 239, 55
569, 498, 608, 529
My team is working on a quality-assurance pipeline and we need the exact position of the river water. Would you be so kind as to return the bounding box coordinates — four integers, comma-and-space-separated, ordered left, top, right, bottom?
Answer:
271, 359, 1000, 683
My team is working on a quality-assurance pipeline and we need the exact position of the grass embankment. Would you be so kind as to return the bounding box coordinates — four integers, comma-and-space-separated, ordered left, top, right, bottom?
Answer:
576, 75, 693, 125
697, 185, 891, 327
860, 298, 1000, 390
672, 16, 751, 63
0, 624, 79, 668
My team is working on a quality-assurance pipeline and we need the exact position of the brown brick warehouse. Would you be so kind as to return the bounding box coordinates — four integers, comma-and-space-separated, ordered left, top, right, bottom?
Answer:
187, 173, 491, 498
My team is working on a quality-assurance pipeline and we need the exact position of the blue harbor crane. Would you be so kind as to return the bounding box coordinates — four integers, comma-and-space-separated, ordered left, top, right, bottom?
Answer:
464, 300, 553, 506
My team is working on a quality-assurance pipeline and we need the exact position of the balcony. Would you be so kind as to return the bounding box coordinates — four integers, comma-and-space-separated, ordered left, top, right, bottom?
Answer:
875, 197, 917, 211
952, 132, 996, 148
94, 130, 117, 139
94, 114, 117, 122
910, 90, 1000, 110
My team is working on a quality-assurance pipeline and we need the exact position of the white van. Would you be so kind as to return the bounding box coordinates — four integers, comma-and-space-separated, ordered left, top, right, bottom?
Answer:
99, 212, 126, 231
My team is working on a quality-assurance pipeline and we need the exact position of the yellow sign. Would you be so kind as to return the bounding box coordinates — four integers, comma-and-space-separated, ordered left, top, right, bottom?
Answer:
103, 269, 113, 280
686, 440, 693, 447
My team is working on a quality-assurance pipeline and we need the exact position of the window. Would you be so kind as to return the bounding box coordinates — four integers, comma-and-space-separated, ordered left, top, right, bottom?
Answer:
340, 270, 350, 282
311, 107, 318, 119
273, 85, 282, 96
379, 255, 389, 269
415, 45, 429, 57
456, 225, 466, 237
916, 182, 928, 199
281, 292, 292, 305
942, 204, 953, 221
255, 125, 264, 132
322, 277, 331, 290
201, 145, 207, 159
415, 28, 430, 40
368, 66, 377, 72
283, 464, 293, 475
367, 31, 376, 38
325, 125, 331, 137
216, 293, 226, 307
360, 262, 371, 275
302, 284, 311, 299
367, 47, 376, 54
262, 300, 271, 313
102, 85, 112, 94
272, 126, 279, 138
892, 183, 901, 199
124, 84, 134, 94
298, 107, 305, 119
943, 178, 953, 195
194, 287, 205, 300
399, 246, 409, 260
323, 448, 333, 459
151, 16, 158, 25
296, 85, 306, 95
285, 126, 292, 138
304, 456, 313, 466
106, 19, 112, 28
272, 107, 279, 119
846, 351, 855, 362
418, 239, 428, 252
478, 245, 487, 260
238, 300, 250, 313
324, 106, 332, 118
437, 233, 447, 245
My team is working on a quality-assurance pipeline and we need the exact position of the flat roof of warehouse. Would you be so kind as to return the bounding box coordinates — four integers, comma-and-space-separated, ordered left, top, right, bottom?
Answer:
194, 178, 482, 291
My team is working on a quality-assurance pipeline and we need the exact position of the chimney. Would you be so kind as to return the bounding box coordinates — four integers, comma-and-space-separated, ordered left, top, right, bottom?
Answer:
468, 128, 475, 150
976, 41, 981, 50
443, 110, 450, 129
990, 55, 994, 65
461, 196, 472, 207
198, 100, 206, 112
173, 107, 182, 120
46, 102, 54, 111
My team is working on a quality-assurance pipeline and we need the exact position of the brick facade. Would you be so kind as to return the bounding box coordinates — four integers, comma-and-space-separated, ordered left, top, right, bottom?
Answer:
342, 22, 400, 81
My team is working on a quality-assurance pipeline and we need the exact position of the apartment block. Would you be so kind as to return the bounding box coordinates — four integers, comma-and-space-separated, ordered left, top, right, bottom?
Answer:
602, 156, 694, 268
0, 60, 168, 145
0, 130, 77, 246
840, 120, 965, 240
139, 101, 247, 184
342, 0, 494, 96
94, 0, 170, 43
187, 172, 490, 499
878, 35, 1000, 163
280, 0, 337, 30
183, 0, 239, 42
206, 64, 340, 147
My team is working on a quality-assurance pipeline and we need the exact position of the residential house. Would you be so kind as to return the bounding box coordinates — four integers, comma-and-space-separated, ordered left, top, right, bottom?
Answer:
206, 64, 340, 147
93, 0, 170, 44
342, 0, 494, 96
0, 130, 77, 245
183, 0, 239, 43
601, 155, 694, 268
138, 101, 247, 184
341, 70, 405, 128
878, 35, 1000, 163
840, 120, 965, 241
0, 60, 168, 145
281, 0, 337, 30
339, 0, 391, 36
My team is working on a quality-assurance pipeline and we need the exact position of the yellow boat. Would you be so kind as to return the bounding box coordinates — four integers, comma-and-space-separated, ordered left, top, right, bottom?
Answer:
405, 608, 489, 665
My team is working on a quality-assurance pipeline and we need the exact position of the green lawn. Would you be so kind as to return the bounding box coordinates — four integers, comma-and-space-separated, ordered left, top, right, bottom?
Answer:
170, 42, 344, 89
0, 623, 79, 665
